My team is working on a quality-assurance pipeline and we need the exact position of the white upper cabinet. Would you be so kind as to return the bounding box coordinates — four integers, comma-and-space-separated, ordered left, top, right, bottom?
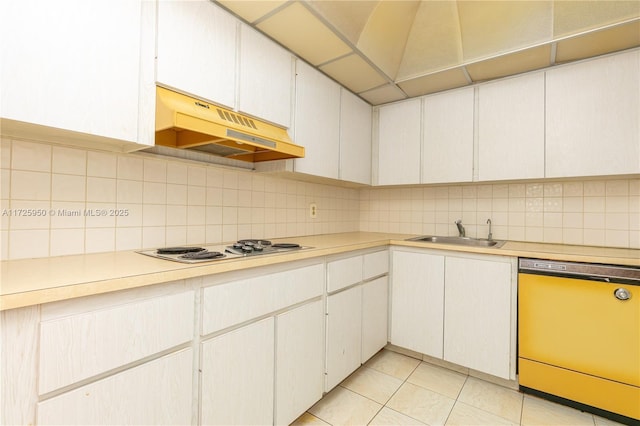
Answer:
422, 88, 474, 184
293, 60, 341, 179
0, 0, 153, 147
340, 89, 373, 185
239, 24, 293, 128
478, 73, 545, 181
545, 50, 640, 178
376, 99, 422, 185
156, 0, 236, 108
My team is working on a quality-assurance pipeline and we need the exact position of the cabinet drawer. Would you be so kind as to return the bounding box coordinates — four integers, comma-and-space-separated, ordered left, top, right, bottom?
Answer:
363, 250, 389, 280
37, 348, 192, 425
327, 255, 363, 292
39, 290, 195, 395
202, 263, 324, 335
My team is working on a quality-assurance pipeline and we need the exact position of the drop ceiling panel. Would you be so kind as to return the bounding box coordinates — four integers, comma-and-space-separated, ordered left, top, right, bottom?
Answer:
256, 2, 351, 66
457, 1, 553, 61
553, 1, 640, 37
556, 20, 640, 63
398, 68, 470, 98
217, 0, 286, 24
397, 1, 463, 80
359, 84, 407, 105
356, 0, 420, 79
467, 45, 551, 82
319, 53, 388, 94
305, 0, 379, 46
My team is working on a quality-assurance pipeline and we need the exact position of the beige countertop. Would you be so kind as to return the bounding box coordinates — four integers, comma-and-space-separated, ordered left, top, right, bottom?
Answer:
2, 232, 639, 311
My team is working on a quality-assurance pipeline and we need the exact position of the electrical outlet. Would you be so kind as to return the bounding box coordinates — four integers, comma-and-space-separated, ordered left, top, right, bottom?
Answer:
309, 203, 317, 219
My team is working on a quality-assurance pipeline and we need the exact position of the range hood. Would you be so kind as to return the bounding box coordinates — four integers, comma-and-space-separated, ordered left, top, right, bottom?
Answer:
155, 86, 304, 162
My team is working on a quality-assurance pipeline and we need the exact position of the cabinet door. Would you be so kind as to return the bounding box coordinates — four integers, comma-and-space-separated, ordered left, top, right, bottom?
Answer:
478, 73, 545, 181
1, 0, 144, 144
293, 60, 341, 179
340, 89, 372, 185
157, 0, 236, 108
423, 88, 474, 183
275, 300, 324, 425
546, 50, 640, 177
362, 276, 389, 363
326, 286, 362, 391
201, 318, 275, 425
37, 349, 192, 425
443, 256, 513, 379
390, 250, 445, 358
376, 99, 422, 185
239, 24, 292, 128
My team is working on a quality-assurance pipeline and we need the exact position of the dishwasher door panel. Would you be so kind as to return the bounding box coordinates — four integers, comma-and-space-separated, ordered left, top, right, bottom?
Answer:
519, 273, 640, 387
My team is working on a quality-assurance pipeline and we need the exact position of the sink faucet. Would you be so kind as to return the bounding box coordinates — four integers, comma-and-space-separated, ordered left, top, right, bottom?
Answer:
455, 220, 466, 237
486, 218, 493, 241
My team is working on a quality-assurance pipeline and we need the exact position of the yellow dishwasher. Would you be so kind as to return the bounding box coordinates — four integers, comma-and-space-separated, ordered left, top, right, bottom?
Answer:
518, 258, 640, 425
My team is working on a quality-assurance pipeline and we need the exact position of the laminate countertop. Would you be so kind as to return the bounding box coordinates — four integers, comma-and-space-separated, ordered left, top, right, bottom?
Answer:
2, 232, 638, 311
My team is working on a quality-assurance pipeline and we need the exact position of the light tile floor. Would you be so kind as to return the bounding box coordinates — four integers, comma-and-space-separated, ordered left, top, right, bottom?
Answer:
293, 349, 625, 426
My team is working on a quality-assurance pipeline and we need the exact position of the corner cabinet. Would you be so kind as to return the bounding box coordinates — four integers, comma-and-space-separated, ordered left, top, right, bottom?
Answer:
376, 99, 422, 185
156, 0, 237, 109
340, 89, 373, 185
238, 24, 293, 128
545, 49, 640, 178
390, 247, 517, 380
0, 0, 155, 150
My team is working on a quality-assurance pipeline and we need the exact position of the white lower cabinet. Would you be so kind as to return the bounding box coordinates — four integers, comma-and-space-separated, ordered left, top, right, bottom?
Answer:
390, 250, 444, 358
37, 348, 193, 425
326, 285, 363, 391
390, 248, 517, 380
275, 300, 324, 425
200, 318, 275, 426
361, 276, 389, 363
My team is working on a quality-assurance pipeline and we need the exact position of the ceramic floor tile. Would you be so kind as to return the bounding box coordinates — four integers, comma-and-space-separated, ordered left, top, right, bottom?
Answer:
445, 401, 518, 426
407, 362, 468, 399
369, 406, 427, 425
340, 366, 404, 405
594, 415, 629, 426
364, 349, 421, 380
290, 412, 330, 425
457, 376, 523, 423
387, 382, 456, 426
521, 394, 595, 426
308, 386, 382, 426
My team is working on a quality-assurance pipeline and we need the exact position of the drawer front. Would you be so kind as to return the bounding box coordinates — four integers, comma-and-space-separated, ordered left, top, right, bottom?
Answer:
39, 290, 195, 394
37, 348, 193, 425
202, 263, 324, 335
327, 255, 363, 293
363, 250, 389, 280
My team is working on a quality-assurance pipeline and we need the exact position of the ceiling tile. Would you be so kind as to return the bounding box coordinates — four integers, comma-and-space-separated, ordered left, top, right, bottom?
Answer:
256, 2, 351, 66
556, 20, 640, 63
319, 53, 388, 94
356, 0, 421, 79
216, 0, 287, 24
305, 0, 379, 46
457, 1, 553, 61
467, 45, 551, 82
553, 1, 640, 37
397, 1, 463, 80
398, 68, 469, 98
359, 84, 407, 105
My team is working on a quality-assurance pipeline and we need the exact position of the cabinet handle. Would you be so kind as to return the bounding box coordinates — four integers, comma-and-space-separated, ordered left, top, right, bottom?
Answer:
614, 288, 631, 301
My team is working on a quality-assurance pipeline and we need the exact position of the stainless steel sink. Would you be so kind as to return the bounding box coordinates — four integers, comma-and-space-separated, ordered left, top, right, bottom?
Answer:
406, 235, 506, 248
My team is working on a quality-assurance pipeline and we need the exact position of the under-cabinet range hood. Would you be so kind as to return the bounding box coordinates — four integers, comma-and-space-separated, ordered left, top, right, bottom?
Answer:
155, 86, 304, 162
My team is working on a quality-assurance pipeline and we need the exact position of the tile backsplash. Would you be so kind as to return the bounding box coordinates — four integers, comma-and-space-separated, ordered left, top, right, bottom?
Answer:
1, 138, 639, 260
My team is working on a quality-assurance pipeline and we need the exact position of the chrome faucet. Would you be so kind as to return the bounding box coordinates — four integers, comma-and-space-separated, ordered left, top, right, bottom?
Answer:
486, 218, 493, 241
455, 220, 466, 237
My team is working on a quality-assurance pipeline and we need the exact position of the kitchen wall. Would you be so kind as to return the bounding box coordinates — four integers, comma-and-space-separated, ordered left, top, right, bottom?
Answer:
360, 180, 640, 249
0, 138, 359, 260
2, 138, 639, 260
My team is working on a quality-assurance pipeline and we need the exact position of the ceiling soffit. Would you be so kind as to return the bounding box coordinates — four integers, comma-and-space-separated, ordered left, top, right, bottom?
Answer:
216, 1, 640, 105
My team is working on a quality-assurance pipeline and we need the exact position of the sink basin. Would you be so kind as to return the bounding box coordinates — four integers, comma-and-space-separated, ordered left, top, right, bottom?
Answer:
406, 235, 505, 248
